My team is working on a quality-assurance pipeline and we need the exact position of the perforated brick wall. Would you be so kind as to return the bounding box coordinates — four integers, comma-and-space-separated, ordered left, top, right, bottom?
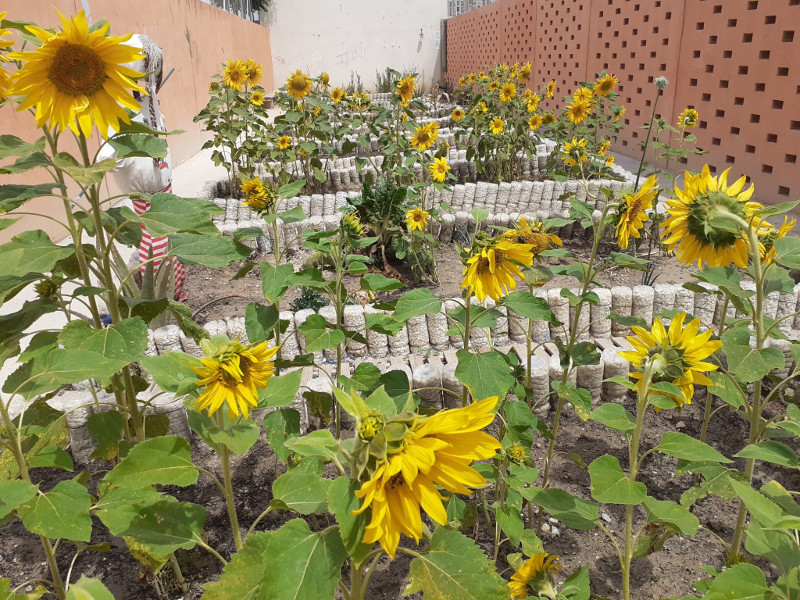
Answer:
445, 0, 800, 206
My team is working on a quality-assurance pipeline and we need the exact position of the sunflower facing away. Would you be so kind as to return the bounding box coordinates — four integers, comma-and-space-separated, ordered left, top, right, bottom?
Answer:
500, 82, 517, 102
615, 105, 626, 121
429, 157, 450, 183
286, 69, 312, 100
561, 137, 588, 167
504, 216, 563, 260
509, 552, 563, 600
320, 71, 330, 87
330, 87, 345, 103
490, 117, 505, 135
240, 176, 264, 198
353, 397, 501, 557
593, 72, 619, 96
761, 216, 796, 265
661, 165, 769, 269
565, 98, 592, 124
451, 108, 465, 121
619, 312, 721, 408
677, 107, 699, 129
410, 123, 438, 151
8, 11, 144, 137
396, 74, 416, 105
192, 337, 278, 419
517, 62, 532, 83
223, 59, 247, 90
462, 240, 534, 302
245, 59, 262, 85
615, 174, 660, 250
406, 207, 430, 231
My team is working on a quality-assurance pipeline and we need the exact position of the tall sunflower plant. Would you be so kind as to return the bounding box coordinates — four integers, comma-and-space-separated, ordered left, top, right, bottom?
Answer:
0, 11, 250, 598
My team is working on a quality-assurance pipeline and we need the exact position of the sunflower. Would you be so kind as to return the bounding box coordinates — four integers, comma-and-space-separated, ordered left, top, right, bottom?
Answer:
451, 108, 465, 121
320, 71, 330, 87
593, 73, 619, 96
469, 72, 477, 84
475, 100, 488, 114
8, 11, 144, 138
499, 82, 517, 102
561, 137, 588, 167
208, 81, 220, 93
488, 80, 500, 91
277, 135, 291, 150
606, 154, 615, 167
565, 98, 592, 124
406, 207, 430, 231
615, 175, 660, 250
192, 338, 278, 419
509, 552, 563, 600
619, 312, 722, 408
573, 86, 594, 103
224, 59, 247, 90
397, 74, 416, 105
761, 216, 796, 265
615, 105, 626, 121
354, 397, 501, 558
461, 240, 534, 302
429, 157, 450, 183
330, 87, 345, 103
527, 93, 541, 112
545, 80, 556, 98
529, 114, 543, 130
0, 11, 13, 58
598, 140, 611, 156
458, 75, 468, 87
245, 59, 262, 85
240, 176, 264, 198
410, 123, 438, 151
286, 69, 312, 100
542, 112, 556, 124
242, 182, 276, 215
661, 166, 769, 269
504, 216, 562, 259
250, 91, 265, 106
518, 62, 532, 83
678, 107, 699, 129
342, 211, 364, 240
489, 117, 505, 135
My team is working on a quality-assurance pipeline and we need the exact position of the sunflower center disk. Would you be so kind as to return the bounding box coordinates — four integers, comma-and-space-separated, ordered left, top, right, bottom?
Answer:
49, 43, 106, 97
388, 473, 405, 490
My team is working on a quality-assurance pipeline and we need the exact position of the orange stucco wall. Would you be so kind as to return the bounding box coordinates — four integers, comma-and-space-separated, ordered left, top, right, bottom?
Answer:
1, 0, 273, 243
445, 0, 800, 206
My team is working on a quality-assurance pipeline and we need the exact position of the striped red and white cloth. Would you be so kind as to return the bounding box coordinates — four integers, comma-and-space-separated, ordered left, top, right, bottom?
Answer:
133, 181, 187, 301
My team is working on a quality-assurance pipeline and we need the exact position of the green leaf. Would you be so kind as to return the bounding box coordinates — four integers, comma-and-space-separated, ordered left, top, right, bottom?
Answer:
272, 205, 308, 225
0, 183, 65, 213
52, 153, 117, 186
59, 317, 148, 363
707, 371, 745, 408
258, 369, 303, 408
360, 273, 404, 291
122, 194, 220, 236
139, 352, 202, 395
262, 408, 301, 462
0, 230, 74, 278
526, 488, 598, 530
245, 301, 279, 342
405, 526, 509, 600
66, 576, 115, 600
0, 152, 51, 175
746, 519, 800, 577
588, 455, 647, 504
0, 134, 45, 158
113, 498, 205, 555
260, 519, 346, 600
271, 469, 331, 514
589, 403, 636, 432
28, 445, 73, 471
555, 381, 592, 421
108, 134, 168, 159
499, 291, 558, 323
736, 442, 799, 469
643, 496, 699, 535
773, 237, 800, 270
202, 531, 271, 600
259, 263, 296, 304
284, 430, 339, 460
279, 179, 306, 199
704, 563, 770, 600
607, 252, 650, 270
298, 314, 345, 352
561, 566, 590, 600
455, 349, 514, 402
725, 344, 785, 383
571, 341, 600, 367
392, 288, 443, 322
0, 480, 38, 519
603, 375, 638, 392
326, 477, 371, 560
104, 436, 199, 488
495, 495, 524, 546
657, 432, 732, 463
208, 416, 261, 455
17, 479, 92, 541
168, 233, 248, 267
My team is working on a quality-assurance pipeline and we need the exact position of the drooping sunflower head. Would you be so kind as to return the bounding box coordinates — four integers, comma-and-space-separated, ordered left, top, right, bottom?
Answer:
240, 175, 264, 198
396, 74, 416, 105
224, 59, 247, 90
598, 140, 611, 156
545, 80, 557, 98
245, 59, 262, 85
504, 216, 563, 260
614, 105, 626, 121
619, 312, 722, 409
476, 100, 488, 114
517, 62, 532, 83
615, 174, 660, 250
593, 72, 619, 96
678, 107, 699, 129
661, 165, 769, 269
529, 114, 543, 130
192, 337, 279, 419
320, 71, 330, 87
509, 552, 563, 600
8, 10, 145, 137
451, 108, 465, 121
241, 177, 277, 215
565, 98, 592, 124
761, 216, 796, 265
489, 117, 505, 135
429, 156, 451, 183
330, 87, 345, 103
405, 207, 430, 231
500, 82, 517, 102
542, 112, 556, 124
208, 80, 220, 93
286, 69, 312, 100
250, 91, 265, 106
410, 123, 438, 151
461, 240, 534, 302
606, 154, 615, 167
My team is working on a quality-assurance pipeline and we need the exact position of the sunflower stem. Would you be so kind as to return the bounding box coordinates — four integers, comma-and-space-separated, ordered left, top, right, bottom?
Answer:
634, 88, 662, 191
215, 413, 244, 551
461, 298, 472, 406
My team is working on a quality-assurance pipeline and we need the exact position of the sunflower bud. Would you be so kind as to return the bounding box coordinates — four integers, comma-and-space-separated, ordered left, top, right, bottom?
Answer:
357, 413, 386, 441
506, 442, 528, 464
35, 278, 60, 301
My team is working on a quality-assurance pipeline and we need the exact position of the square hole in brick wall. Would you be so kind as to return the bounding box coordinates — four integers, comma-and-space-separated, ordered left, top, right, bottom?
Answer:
778, 67, 789, 76
731, 126, 741, 134
760, 50, 771, 59
756, 82, 766, 91
702, 93, 712, 101
762, 164, 773, 174
723, 50, 733, 58
767, 133, 778, 142
791, 121, 800, 130
710, 35, 718, 44
699, 120, 708, 129
783, 31, 795, 42
786, 154, 798, 164
746, 145, 756, 153
706, 64, 714, 73
694, 50, 701, 58
743, 33, 753, 42
712, 137, 721, 145
716, 109, 725, 117
748, 0, 758, 8
713, 4, 723, 12
765, 15, 777, 24
720, 80, 729, 88
726, 155, 735, 163
727, 18, 737, 26
739, 66, 749, 74
690, 78, 698, 86
735, 97, 745, 105
773, 99, 785, 109
778, 186, 791, 197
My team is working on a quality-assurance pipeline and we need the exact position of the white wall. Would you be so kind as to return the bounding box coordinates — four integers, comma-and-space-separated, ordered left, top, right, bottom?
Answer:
265, 0, 448, 93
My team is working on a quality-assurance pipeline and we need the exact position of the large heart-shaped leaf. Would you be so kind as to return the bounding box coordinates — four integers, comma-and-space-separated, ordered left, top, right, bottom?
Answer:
588, 455, 647, 505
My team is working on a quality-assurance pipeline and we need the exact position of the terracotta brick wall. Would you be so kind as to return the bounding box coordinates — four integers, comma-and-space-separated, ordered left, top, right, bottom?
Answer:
445, 0, 800, 205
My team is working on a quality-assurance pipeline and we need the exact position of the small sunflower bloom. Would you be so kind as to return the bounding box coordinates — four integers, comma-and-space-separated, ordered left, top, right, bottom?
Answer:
469, 72, 477, 84
245, 59, 262, 85
250, 91, 265, 106
406, 207, 430, 231
286, 69, 312, 100
678, 107, 699, 129
517, 62, 532, 83
489, 117, 505, 135
509, 552, 563, 600
461, 240, 534, 302
545, 80, 556, 98
451, 108, 465, 121
410, 123, 438, 151
330, 87, 345, 103
598, 140, 611, 156
761, 216, 796, 265
619, 313, 722, 409
593, 72, 619, 96
504, 216, 562, 260
529, 114, 543, 130
8, 10, 145, 138
192, 338, 278, 419
476, 100, 488, 114
277, 135, 291, 150
565, 98, 592, 124
320, 71, 330, 87
573, 86, 594, 103
488, 80, 500, 91
224, 59, 247, 90
527, 93, 541, 112
615, 105, 626, 121
458, 76, 468, 87
396, 74, 416, 105
499, 82, 517, 102
615, 175, 660, 250
606, 154, 615, 167
429, 157, 451, 183
542, 112, 557, 124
